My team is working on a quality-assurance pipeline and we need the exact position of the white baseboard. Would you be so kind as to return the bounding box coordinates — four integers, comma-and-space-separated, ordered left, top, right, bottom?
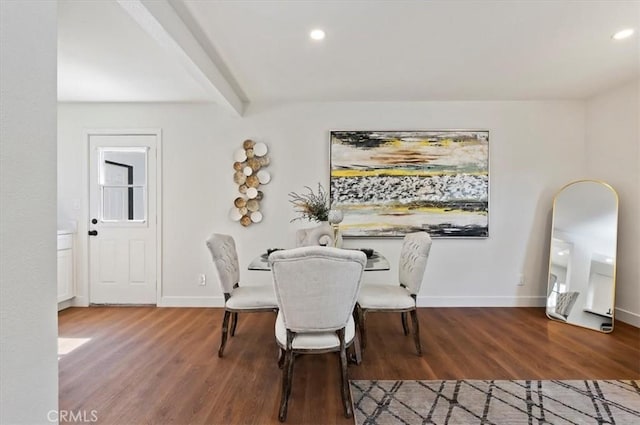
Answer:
614, 307, 640, 328
58, 299, 74, 311
160, 295, 546, 308
416, 296, 547, 308
71, 295, 89, 307
158, 296, 224, 308
65, 295, 224, 308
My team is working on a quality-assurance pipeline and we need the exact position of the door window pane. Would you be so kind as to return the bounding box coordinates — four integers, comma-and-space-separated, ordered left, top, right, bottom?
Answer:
99, 148, 147, 222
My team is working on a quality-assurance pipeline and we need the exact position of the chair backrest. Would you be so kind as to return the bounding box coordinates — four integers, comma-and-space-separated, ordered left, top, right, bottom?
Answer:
270, 246, 366, 333
206, 233, 240, 294
555, 291, 580, 318
295, 222, 334, 247
398, 232, 432, 295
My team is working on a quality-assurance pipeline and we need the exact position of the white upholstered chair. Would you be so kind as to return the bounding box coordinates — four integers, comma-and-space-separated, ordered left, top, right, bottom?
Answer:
356, 231, 432, 356
206, 233, 278, 357
269, 246, 366, 421
295, 222, 339, 247
554, 291, 580, 320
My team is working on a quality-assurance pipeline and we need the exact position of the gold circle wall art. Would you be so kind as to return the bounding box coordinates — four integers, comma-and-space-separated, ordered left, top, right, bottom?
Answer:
229, 139, 271, 227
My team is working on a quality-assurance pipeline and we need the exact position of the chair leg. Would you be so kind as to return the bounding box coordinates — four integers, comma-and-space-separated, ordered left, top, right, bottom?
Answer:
357, 305, 368, 350
285, 352, 295, 400
277, 348, 285, 369
352, 305, 360, 330
218, 310, 231, 357
336, 328, 352, 418
279, 352, 290, 422
279, 330, 295, 422
348, 307, 362, 364
230, 312, 238, 337
409, 309, 422, 356
401, 312, 409, 336
350, 330, 363, 365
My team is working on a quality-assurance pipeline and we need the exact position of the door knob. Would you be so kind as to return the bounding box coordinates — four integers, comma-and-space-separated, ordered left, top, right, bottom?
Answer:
88, 230, 98, 236
91, 218, 98, 224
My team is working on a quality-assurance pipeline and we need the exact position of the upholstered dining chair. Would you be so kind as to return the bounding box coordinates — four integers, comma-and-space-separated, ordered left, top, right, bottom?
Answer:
269, 246, 366, 422
206, 233, 278, 357
356, 231, 432, 356
554, 291, 580, 321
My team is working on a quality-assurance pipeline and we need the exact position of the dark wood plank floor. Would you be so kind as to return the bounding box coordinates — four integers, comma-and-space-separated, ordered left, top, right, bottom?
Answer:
58, 307, 640, 424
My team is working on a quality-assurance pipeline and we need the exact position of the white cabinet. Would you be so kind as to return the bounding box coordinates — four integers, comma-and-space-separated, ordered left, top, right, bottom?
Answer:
57, 233, 74, 303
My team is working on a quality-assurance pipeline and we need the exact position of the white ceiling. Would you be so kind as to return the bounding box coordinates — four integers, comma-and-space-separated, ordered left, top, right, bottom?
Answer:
58, 0, 640, 109
58, 0, 211, 102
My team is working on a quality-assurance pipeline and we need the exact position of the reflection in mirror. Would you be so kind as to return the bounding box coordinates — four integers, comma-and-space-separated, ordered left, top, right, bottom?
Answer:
546, 180, 618, 333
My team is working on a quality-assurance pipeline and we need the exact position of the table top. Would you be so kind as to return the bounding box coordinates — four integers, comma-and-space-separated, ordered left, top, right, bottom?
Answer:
248, 249, 390, 271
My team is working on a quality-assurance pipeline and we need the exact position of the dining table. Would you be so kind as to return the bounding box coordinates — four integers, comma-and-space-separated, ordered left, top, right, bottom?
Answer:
247, 248, 390, 271
248, 247, 389, 365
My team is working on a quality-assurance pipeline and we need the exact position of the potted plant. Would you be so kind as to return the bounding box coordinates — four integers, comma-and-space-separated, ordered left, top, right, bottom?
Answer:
288, 183, 330, 222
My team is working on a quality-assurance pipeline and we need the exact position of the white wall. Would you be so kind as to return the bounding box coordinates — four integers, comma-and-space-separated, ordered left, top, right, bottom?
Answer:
0, 1, 59, 423
58, 100, 587, 308
586, 79, 640, 326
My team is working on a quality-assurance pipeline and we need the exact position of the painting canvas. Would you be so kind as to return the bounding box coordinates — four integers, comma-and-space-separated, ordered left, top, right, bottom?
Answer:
330, 130, 489, 237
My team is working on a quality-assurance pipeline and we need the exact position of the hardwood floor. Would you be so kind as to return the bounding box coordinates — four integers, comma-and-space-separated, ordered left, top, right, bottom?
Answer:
58, 307, 640, 424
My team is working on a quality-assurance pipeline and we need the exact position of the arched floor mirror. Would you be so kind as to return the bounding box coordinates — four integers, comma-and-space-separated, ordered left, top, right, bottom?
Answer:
546, 180, 618, 333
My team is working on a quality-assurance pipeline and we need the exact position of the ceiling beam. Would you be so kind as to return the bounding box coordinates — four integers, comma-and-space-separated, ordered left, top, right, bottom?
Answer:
117, 0, 245, 116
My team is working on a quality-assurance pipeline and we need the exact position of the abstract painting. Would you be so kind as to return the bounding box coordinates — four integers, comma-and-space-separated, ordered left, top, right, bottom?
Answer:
330, 130, 489, 237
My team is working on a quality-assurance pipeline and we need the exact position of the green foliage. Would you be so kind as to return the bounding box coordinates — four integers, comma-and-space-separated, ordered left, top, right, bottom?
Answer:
288, 183, 329, 222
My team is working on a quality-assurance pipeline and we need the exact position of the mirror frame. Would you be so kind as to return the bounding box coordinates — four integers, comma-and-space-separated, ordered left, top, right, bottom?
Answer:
546, 179, 619, 333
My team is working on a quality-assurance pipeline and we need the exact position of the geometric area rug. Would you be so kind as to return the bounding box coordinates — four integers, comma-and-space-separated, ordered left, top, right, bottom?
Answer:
350, 380, 640, 425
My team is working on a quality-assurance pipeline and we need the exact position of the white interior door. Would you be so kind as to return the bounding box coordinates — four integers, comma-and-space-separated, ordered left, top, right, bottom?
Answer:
88, 133, 158, 304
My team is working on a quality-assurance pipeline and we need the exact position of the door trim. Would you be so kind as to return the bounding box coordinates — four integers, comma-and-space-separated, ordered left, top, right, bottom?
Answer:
79, 129, 162, 306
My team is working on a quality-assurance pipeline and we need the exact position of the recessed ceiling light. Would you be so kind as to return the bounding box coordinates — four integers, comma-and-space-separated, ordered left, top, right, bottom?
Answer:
310, 29, 325, 41
612, 28, 635, 40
